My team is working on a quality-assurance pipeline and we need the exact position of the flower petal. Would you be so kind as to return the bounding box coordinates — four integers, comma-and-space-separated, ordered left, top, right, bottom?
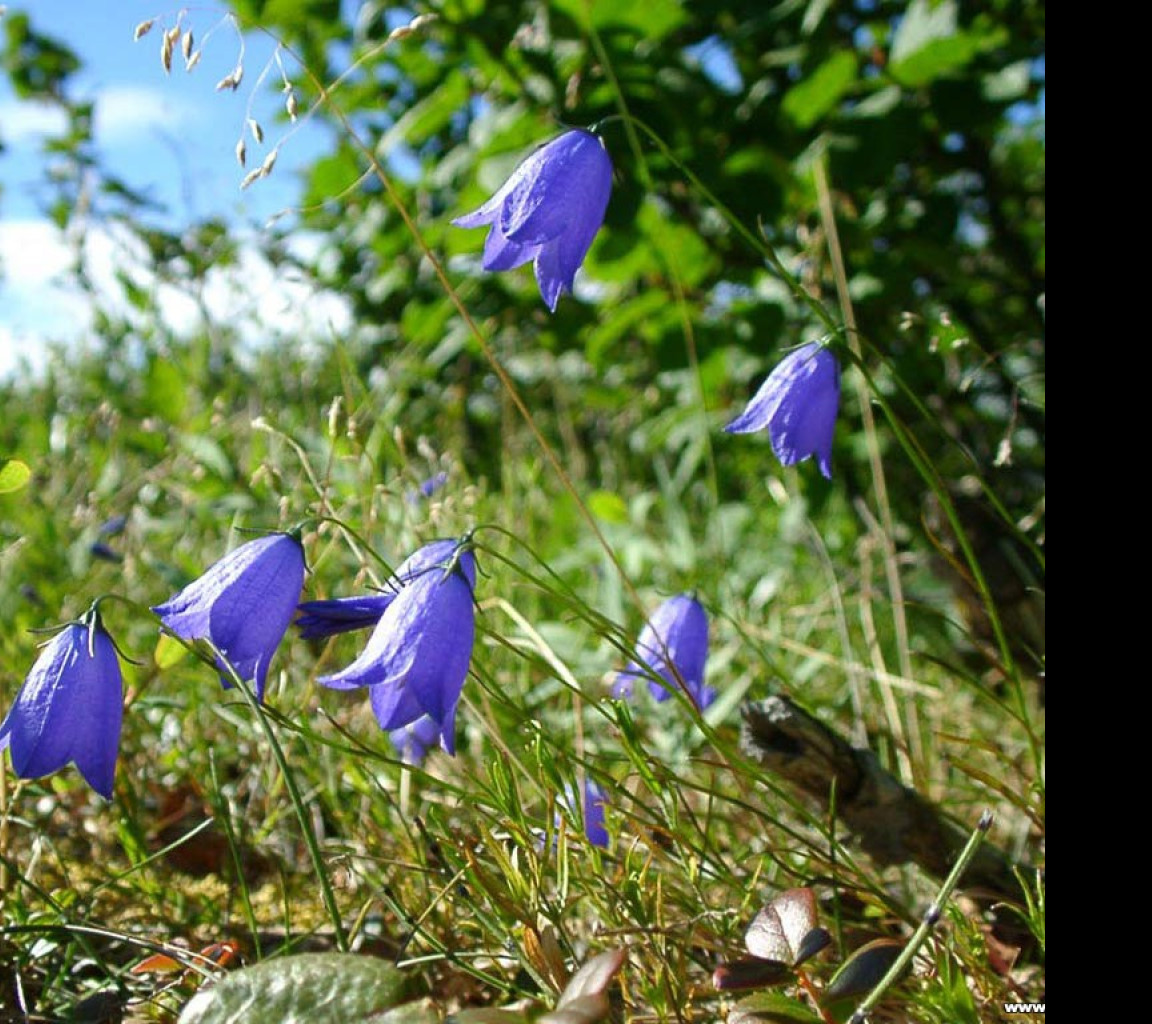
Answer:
295, 594, 397, 639
481, 222, 539, 272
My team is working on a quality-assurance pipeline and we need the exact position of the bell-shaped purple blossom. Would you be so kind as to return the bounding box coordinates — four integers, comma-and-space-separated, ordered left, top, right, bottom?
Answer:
724, 342, 840, 479
152, 533, 305, 702
294, 538, 459, 640
613, 594, 714, 709
318, 539, 476, 756
388, 715, 442, 765
0, 613, 123, 799
452, 129, 613, 312
558, 779, 610, 849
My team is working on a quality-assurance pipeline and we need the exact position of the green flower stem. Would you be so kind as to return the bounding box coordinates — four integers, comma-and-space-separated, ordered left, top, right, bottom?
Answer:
848, 811, 994, 1023
585, 21, 725, 552
212, 643, 349, 953
208, 753, 264, 958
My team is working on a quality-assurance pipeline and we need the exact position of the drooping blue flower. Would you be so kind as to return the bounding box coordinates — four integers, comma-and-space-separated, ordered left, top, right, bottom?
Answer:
388, 715, 442, 765
452, 129, 613, 312
152, 533, 305, 702
612, 594, 714, 709
295, 538, 459, 640
724, 342, 840, 479
406, 471, 449, 504
559, 779, 610, 849
318, 539, 476, 756
0, 612, 124, 799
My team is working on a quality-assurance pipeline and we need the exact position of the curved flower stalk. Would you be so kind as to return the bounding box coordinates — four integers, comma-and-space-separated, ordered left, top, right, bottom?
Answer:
318, 538, 476, 756
724, 342, 841, 479
152, 532, 305, 702
0, 609, 124, 799
294, 538, 458, 640
613, 594, 714, 710
453, 129, 613, 311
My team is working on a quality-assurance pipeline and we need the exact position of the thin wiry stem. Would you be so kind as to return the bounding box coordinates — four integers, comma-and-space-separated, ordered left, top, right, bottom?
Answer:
209, 641, 348, 952
813, 154, 922, 780
848, 811, 994, 1023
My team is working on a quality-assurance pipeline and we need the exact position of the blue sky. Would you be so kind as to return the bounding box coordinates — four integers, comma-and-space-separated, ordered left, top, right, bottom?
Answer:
1, 1, 359, 376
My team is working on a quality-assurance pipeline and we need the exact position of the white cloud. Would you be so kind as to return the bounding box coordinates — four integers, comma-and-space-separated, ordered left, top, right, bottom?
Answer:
93, 84, 200, 145
0, 217, 352, 380
0, 85, 198, 148
0, 99, 69, 142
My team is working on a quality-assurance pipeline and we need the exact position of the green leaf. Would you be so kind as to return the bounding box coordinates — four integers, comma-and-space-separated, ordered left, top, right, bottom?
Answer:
176, 433, 235, 482
888, 0, 982, 87
890, 0, 959, 65
744, 889, 821, 964
636, 200, 718, 289
549, 0, 687, 39
587, 490, 629, 525
233, 0, 341, 34
450, 1012, 529, 1024
822, 938, 904, 1003
800, 0, 833, 36
781, 51, 858, 129
729, 991, 823, 1024
146, 357, 188, 423
370, 1000, 442, 1023
0, 458, 31, 494
305, 148, 365, 209
712, 958, 793, 992
584, 291, 668, 368
982, 59, 1031, 102
378, 71, 471, 157
154, 633, 190, 670
176, 953, 410, 1024
553, 949, 626, 1012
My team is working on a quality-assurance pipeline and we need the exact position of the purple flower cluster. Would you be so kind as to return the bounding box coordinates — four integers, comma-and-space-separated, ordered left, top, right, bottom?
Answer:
5, 127, 848, 822
1, 532, 479, 796
317, 538, 476, 757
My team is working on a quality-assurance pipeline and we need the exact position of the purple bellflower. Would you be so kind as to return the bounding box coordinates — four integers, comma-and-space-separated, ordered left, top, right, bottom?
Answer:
318, 538, 476, 756
388, 715, 442, 765
152, 533, 305, 702
452, 129, 613, 312
0, 611, 123, 799
613, 594, 714, 710
724, 342, 840, 479
294, 538, 459, 640
559, 779, 610, 849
